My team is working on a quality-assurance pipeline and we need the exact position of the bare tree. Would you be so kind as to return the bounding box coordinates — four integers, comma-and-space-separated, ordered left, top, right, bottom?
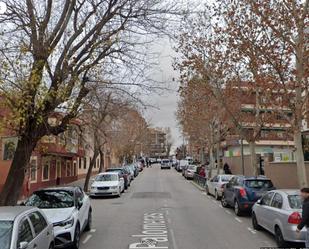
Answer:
0, 0, 177, 205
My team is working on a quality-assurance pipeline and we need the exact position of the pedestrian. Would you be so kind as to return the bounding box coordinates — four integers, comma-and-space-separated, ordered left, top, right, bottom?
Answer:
296, 187, 309, 247
223, 163, 231, 174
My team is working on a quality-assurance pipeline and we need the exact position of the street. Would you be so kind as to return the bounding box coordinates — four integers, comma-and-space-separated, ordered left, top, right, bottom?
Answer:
80, 165, 277, 249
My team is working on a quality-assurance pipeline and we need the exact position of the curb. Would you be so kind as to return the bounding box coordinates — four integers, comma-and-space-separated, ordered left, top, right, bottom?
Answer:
190, 180, 206, 192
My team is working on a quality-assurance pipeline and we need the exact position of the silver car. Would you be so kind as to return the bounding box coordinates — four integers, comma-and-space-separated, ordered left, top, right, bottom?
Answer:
206, 174, 234, 200
0, 206, 54, 249
184, 165, 198, 179
252, 189, 305, 247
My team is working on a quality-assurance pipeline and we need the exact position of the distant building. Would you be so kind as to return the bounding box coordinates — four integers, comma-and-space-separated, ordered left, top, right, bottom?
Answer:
148, 128, 168, 158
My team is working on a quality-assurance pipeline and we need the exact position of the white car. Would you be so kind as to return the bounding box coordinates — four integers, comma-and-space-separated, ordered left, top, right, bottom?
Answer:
0, 206, 54, 249
25, 187, 92, 249
206, 174, 234, 200
90, 172, 125, 197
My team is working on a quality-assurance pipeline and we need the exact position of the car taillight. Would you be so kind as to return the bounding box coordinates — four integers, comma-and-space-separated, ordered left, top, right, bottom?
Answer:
288, 212, 301, 224
239, 188, 247, 197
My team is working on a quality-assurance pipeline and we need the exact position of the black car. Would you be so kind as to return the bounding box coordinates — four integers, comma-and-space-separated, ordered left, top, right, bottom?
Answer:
221, 175, 275, 216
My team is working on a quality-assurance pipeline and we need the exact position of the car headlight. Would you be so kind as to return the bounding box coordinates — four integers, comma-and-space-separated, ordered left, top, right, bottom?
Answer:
53, 217, 74, 228
110, 186, 118, 189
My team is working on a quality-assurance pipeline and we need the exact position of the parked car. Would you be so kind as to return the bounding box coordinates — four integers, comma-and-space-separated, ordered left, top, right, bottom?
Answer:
125, 165, 135, 180
90, 172, 125, 197
184, 165, 197, 179
206, 174, 234, 200
106, 167, 130, 189
177, 159, 189, 172
0, 206, 54, 249
252, 189, 305, 247
25, 187, 92, 249
136, 161, 144, 172
132, 163, 140, 177
221, 175, 275, 216
161, 159, 171, 169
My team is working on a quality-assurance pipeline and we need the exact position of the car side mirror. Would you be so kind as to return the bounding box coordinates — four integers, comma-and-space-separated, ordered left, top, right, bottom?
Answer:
257, 199, 262, 205
77, 200, 83, 209
19, 242, 29, 249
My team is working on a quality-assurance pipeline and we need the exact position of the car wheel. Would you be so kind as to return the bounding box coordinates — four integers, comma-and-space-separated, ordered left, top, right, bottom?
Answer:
275, 226, 288, 248
221, 194, 229, 208
49, 243, 54, 249
72, 223, 80, 249
84, 210, 92, 232
234, 200, 242, 216
252, 213, 261, 231
215, 190, 220, 200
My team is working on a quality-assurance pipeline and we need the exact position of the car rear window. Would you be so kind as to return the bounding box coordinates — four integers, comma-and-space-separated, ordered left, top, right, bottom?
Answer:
244, 180, 273, 189
288, 195, 302, 209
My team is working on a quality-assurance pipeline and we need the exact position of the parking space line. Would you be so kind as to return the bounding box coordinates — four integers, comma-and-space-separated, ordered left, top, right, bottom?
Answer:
218, 205, 223, 208
225, 210, 231, 215
235, 217, 243, 223
90, 229, 96, 233
170, 229, 179, 249
82, 234, 93, 244
247, 227, 257, 234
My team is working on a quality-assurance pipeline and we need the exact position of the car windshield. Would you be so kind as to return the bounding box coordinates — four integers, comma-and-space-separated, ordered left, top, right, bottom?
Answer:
25, 190, 74, 209
221, 175, 233, 182
0, 221, 13, 249
244, 180, 273, 189
96, 174, 118, 181
288, 195, 302, 209
162, 160, 169, 163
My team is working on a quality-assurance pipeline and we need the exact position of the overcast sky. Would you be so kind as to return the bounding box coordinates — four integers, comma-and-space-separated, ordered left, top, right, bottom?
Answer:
144, 37, 182, 152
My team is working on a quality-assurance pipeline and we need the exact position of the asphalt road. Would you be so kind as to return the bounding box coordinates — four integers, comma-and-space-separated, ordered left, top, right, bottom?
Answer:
79, 165, 279, 249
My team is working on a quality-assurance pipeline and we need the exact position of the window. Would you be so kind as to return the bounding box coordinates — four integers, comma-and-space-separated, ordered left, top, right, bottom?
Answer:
212, 176, 218, 182
29, 212, 47, 235
288, 195, 303, 209
30, 158, 37, 182
56, 161, 61, 179
18, 219, 33, 244
271, 193, 283, 209
79, 157, 82, 169
2, 138, 17, 160
66, 161, 72, 177
83, 157, 87, 169
42, 160, 50, 181
73, 161, 77, 176
260, 192, 274, 206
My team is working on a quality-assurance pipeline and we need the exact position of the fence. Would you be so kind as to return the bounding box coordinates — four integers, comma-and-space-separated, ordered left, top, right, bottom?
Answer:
193, 173, 207, 188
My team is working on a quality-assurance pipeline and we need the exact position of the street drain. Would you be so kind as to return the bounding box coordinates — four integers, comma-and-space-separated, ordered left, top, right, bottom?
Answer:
131, 192, 172, 199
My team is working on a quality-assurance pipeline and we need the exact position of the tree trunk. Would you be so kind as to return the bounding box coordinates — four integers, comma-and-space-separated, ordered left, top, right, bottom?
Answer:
84, 150, 99, 192
216, 142, 221, 175
209, 147, 215, 179
99, 148, 104, 173
0, 135, 38, 206
294, 129, 308, 188
249, 141, 258, 176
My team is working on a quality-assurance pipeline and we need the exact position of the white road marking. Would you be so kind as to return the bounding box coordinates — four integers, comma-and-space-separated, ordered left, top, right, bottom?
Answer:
247, 227, 257, 234
90, 229, 96, 233
219, 205, 223, 208
82, 234, 92, 244
170, 229, 179, 249
235, 217, 243, 223
225, 210, 231, 215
